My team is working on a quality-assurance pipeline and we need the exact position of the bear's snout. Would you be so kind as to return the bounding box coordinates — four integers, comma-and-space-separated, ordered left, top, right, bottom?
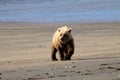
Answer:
60, 38, 65, 44
61, 37, 64, 41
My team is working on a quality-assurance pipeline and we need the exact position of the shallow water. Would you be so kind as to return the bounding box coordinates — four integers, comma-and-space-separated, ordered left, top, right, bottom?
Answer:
0, 0, 120, 23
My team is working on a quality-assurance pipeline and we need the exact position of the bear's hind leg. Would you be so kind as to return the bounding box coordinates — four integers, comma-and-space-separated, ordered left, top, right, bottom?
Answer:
51, 45, 58, 61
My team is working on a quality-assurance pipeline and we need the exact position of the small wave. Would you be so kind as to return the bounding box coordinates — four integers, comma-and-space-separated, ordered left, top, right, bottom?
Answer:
0, 0, 55, 5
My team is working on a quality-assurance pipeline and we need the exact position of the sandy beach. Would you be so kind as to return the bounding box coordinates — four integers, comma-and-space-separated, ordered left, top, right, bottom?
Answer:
0, 22, 120, 80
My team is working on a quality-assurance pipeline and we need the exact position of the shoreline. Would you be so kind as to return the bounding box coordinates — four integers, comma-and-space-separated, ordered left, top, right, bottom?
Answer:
0, 20, 120, 24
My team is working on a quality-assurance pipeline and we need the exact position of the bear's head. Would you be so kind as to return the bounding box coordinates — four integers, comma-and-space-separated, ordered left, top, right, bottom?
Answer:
57, 26, 72, 44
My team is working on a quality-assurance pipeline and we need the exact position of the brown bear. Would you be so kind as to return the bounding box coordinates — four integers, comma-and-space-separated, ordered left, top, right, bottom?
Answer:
51, 26, 74, 61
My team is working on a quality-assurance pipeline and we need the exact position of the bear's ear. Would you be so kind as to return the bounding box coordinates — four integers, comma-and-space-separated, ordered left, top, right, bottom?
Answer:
68, 28, 72, 33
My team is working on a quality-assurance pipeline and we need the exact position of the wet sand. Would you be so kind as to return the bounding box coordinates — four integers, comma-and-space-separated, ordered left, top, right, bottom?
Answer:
0, 22, 120, 80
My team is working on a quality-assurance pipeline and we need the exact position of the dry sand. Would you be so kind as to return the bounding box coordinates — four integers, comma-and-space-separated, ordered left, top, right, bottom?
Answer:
0, 22, 120, 80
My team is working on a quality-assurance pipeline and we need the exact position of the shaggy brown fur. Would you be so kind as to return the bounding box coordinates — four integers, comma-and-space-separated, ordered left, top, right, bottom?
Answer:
51, 26, 74, 61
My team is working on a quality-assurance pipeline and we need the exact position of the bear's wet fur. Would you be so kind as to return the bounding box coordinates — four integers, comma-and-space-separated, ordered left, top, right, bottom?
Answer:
51, 26, 74, 61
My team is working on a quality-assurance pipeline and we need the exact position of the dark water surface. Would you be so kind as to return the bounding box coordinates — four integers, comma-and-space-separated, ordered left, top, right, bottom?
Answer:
0, 0, 120, 23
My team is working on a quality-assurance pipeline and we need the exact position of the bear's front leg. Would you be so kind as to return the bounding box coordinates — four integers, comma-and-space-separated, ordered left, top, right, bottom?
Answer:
64, 50, 70, 60
51, 45, 58, 61
64, 54, 70, 60
66, 42, 74, 60
58, 48, 64, 61
68, 49, 74, 60
64, 49, 74, 60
